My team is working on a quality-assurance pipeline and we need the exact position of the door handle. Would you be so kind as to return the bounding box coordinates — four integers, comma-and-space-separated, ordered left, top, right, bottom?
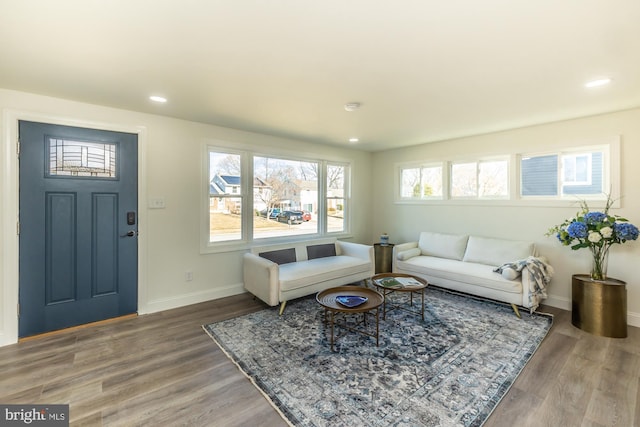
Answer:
120, 230, 138, 237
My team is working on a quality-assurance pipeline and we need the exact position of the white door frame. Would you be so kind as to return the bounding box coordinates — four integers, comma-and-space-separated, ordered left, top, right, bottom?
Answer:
1, 109, 148, 346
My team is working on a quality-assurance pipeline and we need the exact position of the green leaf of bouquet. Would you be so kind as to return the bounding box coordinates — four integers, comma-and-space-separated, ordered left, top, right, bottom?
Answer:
571, 242, 589, 250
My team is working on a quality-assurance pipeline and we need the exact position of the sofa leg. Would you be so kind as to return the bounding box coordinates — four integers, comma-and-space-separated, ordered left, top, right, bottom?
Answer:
511, 304, 521, 318
279, 301, 287, 316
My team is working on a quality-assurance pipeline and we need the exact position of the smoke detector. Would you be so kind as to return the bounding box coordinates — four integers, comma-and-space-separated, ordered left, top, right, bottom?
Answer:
344, 102, 361, 112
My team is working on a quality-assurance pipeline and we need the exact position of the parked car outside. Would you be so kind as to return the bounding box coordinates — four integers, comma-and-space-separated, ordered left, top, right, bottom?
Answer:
259, 208, 281, 219
276, 210, 303, 224
293, 210, 311, 221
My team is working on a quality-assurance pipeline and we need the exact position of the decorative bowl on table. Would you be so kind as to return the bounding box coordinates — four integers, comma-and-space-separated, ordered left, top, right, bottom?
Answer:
335, 295, 368, 308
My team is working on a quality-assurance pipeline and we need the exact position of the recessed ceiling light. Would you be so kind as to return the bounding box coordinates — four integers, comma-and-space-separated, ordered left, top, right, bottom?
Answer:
585, 78, 611, 88
344, 102, 361, 112
149, 95, 167, 103
349, 137, 359, 143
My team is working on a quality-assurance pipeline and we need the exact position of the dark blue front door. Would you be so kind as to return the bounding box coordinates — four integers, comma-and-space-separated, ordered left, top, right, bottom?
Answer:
19, 121, 138, 337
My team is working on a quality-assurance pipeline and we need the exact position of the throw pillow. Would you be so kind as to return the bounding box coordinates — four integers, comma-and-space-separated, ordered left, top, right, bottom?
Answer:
500, 267, 520, 280
462, 236, 534, 266
307, 243, 337, 260
259, 248, 297, 265
418, 232, 469, 260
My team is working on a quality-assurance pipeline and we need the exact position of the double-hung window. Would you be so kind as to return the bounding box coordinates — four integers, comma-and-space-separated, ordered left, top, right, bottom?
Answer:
326, 163, 348, 233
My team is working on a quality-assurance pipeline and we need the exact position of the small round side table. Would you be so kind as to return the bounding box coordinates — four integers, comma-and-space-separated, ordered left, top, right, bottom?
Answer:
374, 243, 394, 273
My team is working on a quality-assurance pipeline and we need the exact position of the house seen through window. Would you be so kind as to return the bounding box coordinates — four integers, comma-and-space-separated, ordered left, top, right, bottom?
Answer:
252, 156, 319, 239
521, 148, 605, 197
207, 149, 349, 245
396, 142, 614, 203
209, 152, 243, 242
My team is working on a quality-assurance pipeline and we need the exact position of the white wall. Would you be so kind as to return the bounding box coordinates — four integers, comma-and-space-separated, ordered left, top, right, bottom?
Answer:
0, 88, 373, 345
371, 108, 640, 326
3, 86, 637, 343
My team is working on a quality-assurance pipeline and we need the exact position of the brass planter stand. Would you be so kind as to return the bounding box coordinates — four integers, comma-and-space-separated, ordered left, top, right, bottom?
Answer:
571, 274, 627, 338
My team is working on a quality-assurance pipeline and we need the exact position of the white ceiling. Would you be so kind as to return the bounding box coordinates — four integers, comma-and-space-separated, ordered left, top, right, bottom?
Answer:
1, 1, 639, 152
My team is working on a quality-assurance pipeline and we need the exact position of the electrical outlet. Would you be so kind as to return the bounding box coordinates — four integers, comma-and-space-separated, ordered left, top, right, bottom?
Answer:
185, 271, 193, 281
148, 197, 166, 209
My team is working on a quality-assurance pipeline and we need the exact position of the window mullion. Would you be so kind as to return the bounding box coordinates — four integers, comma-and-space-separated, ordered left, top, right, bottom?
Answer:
475, 161, 481, 198
244, 152, 253, 242
318, 161, 327, 234
557, 154, 563, 197
443, 161, 450, 200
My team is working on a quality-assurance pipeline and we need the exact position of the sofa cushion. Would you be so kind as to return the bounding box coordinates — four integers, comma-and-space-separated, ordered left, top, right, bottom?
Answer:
278, 256, 371, 291
259, 248, 297, 265
418, 232, 468, 261
397, 247, 421, 261
307, 243, 337, 260
397, 256, 523, 294
462, 236, 534, 266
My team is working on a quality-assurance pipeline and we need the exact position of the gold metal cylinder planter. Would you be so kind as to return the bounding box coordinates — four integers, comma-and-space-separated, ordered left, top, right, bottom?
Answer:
374, 243, 394, 274
571, 274, 627, 338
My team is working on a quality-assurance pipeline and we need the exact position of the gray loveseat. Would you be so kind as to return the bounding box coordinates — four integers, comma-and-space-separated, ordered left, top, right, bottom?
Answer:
243, 238, 374, 314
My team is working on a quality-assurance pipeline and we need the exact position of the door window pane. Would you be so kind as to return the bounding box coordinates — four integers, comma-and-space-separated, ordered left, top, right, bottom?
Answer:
48, 138, 117, 178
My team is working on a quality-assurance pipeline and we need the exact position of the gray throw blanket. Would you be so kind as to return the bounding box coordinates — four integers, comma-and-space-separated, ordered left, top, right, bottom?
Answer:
494, 256, 554, 312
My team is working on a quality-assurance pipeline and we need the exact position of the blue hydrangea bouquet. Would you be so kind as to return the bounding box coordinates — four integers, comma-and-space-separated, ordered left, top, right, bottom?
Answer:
547, 195, 639, 281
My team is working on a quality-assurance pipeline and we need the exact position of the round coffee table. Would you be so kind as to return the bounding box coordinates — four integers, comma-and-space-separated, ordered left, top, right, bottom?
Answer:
372, 273, 428, 320
316, 286, 383, 352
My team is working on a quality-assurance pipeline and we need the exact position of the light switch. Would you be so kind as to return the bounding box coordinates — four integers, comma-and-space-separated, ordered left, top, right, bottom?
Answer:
148, 197, 166, 209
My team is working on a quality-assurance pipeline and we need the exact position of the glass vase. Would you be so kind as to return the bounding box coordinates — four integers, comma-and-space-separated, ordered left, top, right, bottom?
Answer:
590, 245, 610, 281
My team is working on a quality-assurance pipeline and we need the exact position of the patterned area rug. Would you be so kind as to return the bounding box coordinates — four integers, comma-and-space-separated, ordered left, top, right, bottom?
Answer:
203, 286, 552, 427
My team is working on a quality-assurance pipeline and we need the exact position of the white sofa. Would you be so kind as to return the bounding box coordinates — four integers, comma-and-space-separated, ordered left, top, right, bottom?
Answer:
393, 232, 548, 316
243, 238, 374, 314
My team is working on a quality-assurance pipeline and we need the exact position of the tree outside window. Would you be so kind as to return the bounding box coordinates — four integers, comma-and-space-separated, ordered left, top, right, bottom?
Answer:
327, 164, 347, 233
253, 156, 319, 239
451, 160, 507, 198
400, 165, 442, 199
206, 148, 350, 247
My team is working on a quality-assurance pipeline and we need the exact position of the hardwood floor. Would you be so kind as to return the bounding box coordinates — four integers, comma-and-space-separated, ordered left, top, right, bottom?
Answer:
0, 294, 638, 426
